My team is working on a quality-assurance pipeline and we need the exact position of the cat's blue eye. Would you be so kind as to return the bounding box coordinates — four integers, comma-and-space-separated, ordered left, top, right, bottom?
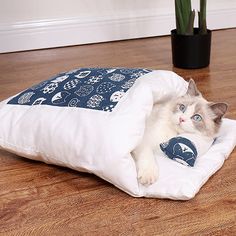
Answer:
192, 114, 202, 122
179, 104, 186, 113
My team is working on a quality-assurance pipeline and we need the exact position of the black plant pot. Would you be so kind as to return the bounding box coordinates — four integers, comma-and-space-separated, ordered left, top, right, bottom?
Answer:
171, 28, 212, 69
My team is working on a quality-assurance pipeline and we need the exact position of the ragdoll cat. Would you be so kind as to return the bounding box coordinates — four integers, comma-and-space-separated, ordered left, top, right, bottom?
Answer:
132, 79, 228, 185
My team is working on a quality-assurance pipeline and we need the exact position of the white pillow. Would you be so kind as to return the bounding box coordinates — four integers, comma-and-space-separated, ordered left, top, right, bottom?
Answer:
0, 68, 235, 200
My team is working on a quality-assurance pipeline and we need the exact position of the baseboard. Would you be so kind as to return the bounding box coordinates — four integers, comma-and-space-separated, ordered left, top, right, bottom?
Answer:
0, 8, 235, 53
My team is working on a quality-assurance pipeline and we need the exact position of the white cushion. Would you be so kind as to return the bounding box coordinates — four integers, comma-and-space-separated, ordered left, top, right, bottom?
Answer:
0, 68, 235, 200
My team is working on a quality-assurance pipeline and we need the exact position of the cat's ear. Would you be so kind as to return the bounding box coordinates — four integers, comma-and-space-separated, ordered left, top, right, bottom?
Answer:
209, 102, 228, 124
186, 79, 201, 97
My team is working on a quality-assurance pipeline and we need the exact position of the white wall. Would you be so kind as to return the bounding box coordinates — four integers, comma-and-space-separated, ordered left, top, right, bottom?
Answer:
0, 0, 236, 53
0, 0, 175, 23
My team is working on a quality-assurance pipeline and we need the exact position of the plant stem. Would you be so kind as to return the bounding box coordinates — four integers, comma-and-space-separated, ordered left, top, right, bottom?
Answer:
199, 0, 207, 34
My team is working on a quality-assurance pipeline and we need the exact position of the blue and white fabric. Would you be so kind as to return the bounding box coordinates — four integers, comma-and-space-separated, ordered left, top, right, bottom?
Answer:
8, 68, 152, 112
160, 137, 198, 167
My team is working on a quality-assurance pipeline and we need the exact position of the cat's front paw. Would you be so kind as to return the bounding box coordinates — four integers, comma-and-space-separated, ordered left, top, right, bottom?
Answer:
137, 163, 159, 186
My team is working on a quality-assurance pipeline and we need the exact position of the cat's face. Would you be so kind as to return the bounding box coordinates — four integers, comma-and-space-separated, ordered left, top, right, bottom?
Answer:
171, 79, 228, 137
172, 96, 214, 136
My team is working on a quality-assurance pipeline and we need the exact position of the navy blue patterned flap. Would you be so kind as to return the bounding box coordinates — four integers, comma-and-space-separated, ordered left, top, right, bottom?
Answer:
8, 68, 152, 112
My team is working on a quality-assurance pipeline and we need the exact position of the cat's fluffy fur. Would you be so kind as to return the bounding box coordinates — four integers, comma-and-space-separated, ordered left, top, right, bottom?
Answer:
132, 79, 227, 185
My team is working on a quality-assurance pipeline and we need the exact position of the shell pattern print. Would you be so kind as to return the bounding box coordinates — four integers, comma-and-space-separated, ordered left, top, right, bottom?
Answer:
8, 68, 152, 112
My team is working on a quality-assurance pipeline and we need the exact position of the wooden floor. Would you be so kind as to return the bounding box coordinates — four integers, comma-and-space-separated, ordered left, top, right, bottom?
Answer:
0, 29, 235, 235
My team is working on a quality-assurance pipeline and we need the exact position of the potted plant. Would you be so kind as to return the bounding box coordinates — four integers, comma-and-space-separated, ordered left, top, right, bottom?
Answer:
171, 0, 211, 69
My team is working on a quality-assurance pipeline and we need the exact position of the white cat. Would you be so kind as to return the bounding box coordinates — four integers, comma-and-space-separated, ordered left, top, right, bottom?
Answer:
132, 79, 227, 185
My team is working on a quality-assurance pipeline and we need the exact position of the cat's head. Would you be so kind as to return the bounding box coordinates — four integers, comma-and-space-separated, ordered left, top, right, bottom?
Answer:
171, 79, 228, 137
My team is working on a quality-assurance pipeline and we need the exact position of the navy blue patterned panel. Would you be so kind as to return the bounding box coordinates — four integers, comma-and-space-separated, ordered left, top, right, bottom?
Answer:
7, 68, 152, 112
160, 137, 198, 167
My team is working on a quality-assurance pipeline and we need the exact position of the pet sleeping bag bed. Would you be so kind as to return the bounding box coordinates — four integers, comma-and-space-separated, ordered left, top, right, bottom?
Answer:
0, 68, 236, 200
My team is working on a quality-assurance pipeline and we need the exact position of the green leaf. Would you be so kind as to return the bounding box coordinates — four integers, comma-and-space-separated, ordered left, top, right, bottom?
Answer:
186, 10, 195, 35
175, 0, 185, 34
199, 0, 207, 34
175, 0, 194, 35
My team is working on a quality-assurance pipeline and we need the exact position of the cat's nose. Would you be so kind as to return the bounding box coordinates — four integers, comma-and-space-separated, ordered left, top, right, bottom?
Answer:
179, 117, 185, 123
